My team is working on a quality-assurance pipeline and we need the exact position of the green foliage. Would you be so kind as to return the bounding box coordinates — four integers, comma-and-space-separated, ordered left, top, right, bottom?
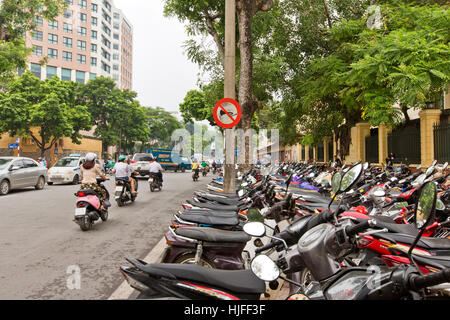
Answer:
145, 106, 183, 149
0, 71, 91, 156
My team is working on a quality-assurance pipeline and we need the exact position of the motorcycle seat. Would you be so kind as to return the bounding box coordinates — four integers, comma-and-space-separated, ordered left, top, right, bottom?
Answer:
411, 254, 450, 270
197, 195, 245, 206
376, 232, 450, 250
175, 227, 250, 243
177, 212, 239, 226
182, 209, 238, 216
187, 200, 240, 212
134, 261, 266, 294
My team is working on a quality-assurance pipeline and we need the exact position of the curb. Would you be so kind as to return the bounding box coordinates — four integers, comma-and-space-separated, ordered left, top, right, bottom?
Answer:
108, 237, 167, 300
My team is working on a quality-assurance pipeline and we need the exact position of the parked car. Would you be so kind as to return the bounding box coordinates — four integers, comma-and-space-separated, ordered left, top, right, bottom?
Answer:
47, 155, 84, 185
0, 157, 48, 195
129, 153, 154, 177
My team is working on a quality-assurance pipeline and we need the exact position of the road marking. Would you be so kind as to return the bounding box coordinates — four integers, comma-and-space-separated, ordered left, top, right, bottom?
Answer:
107, 236, 167, 300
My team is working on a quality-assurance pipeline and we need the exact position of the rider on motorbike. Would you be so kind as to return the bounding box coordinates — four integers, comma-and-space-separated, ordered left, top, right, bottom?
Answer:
113, 155, 138, 195
79, 153, 109, 210
149, 156, 164, 186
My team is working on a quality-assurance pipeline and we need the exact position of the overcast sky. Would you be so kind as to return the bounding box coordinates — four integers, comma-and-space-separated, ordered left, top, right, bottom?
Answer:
114, 0, 201, 117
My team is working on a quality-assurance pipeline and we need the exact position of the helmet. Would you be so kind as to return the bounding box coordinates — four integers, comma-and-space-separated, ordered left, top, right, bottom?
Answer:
118, 155, 127, 162
85, 153, 97, 162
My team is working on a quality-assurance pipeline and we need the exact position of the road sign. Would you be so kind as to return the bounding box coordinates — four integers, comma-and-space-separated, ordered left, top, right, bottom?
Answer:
213, 98, 242, 129
8, 144, 18, 150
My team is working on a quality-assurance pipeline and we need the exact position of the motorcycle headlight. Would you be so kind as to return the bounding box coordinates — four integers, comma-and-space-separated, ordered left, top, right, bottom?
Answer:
324, 270, 372, 300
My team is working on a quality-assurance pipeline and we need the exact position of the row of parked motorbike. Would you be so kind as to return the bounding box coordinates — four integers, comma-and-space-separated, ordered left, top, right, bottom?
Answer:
119, 159, 450, 300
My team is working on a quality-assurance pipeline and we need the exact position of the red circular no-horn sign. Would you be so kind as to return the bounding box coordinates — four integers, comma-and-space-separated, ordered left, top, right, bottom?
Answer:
213, 98, 242, 129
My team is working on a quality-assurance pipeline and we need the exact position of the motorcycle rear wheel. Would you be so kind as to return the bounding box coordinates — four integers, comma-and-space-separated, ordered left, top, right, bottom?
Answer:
173, 253, 214, 268
79, 215, 93, 231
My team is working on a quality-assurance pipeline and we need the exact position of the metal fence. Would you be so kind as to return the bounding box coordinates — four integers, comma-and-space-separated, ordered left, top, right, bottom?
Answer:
388, 124, 421, 164
317, 144, 324, 162
365, 134, 379, 164
434, 123, 450, 162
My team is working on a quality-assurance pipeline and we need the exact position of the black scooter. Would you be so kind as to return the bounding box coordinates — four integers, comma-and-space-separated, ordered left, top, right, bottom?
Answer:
115, 174, 138, 207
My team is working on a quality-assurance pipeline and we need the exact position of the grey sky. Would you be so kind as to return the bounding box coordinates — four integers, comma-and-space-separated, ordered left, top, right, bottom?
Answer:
114, 0, 201, 117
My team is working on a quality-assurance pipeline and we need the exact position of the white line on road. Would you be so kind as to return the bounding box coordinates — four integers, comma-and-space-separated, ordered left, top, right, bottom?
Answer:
107, 236, 167, 300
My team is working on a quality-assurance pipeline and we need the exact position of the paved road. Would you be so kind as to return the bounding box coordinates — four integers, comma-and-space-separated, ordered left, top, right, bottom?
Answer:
0, 171, 210, 300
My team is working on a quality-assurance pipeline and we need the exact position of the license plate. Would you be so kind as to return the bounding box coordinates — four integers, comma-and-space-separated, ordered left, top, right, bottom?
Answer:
115, 187, 122, 193
75, 207, 86, 217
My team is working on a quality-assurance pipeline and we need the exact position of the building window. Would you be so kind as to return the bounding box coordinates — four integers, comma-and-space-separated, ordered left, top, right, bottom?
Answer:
103, 1, 112, 12
78, 13, 87, 23
65, 0, 73, 4
92, 16, 98, 26
46, 66, 57, 79
102, 23, 111, 36
89, 73, 97, 80
113, 74, 119, 81
64, 9, 73, 19
101, 61, 110, 73
30, 63, 41, 78
102, 36, 111, 48
48, 33, 58, 44
113, 43, 119, 50
32, 30, 43, 41
114, 12, 120, 19
77, 54, 86, 64
113, 54, 119, 60
101, 48, 111, 61
63, 23, 72, 33
63, 37, 72, 47
77, 40, 86, 51
91, 57, 97, 66
92, 3, 98, 12
32, 45, 42, 56
102, 10, 111, 24
48, 48, 58, 59
91, 30, 97, 39
62, 51, 72, 61
78, 0, 87, 9
77, 26, 87, 36
76, 71, 85, 84
48, 20, 58, 30
61, 68, 72, 81
113, 23, 119, 30
91, 43, 97, 53
113, 33, 119, 40
35, 16, 43, 26
113, 64, 119, 71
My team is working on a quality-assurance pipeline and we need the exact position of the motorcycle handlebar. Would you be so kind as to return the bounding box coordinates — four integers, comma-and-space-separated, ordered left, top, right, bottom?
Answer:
409, 268, 450, 291
345, 220, 375, 238
254, 240, 281, 254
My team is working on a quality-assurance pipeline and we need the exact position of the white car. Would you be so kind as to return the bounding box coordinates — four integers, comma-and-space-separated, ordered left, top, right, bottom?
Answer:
47, 156, 84, 185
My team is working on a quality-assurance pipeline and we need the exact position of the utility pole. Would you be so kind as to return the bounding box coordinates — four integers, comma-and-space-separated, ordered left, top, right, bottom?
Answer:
223, 0, 236, 194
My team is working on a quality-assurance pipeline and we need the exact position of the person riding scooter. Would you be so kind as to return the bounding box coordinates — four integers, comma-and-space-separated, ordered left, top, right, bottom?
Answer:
192, 160, 200, 181
148, 156, 164, 186
79, 153, 109, 211
113, 155, 138, 195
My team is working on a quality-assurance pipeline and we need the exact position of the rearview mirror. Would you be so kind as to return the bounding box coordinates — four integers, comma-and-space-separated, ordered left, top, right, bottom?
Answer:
251, 255, 280, 282
243, 222, 266, 237
331, 172, 342, 194
415, 182, 437, 229
340, 163, 363, 193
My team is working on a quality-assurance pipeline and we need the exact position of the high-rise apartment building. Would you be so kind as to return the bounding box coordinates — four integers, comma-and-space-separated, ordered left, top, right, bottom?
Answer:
26, 0, 133, 89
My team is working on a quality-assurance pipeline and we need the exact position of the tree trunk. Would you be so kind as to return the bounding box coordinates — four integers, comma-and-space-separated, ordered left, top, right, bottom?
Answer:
237, 0, 258, 170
